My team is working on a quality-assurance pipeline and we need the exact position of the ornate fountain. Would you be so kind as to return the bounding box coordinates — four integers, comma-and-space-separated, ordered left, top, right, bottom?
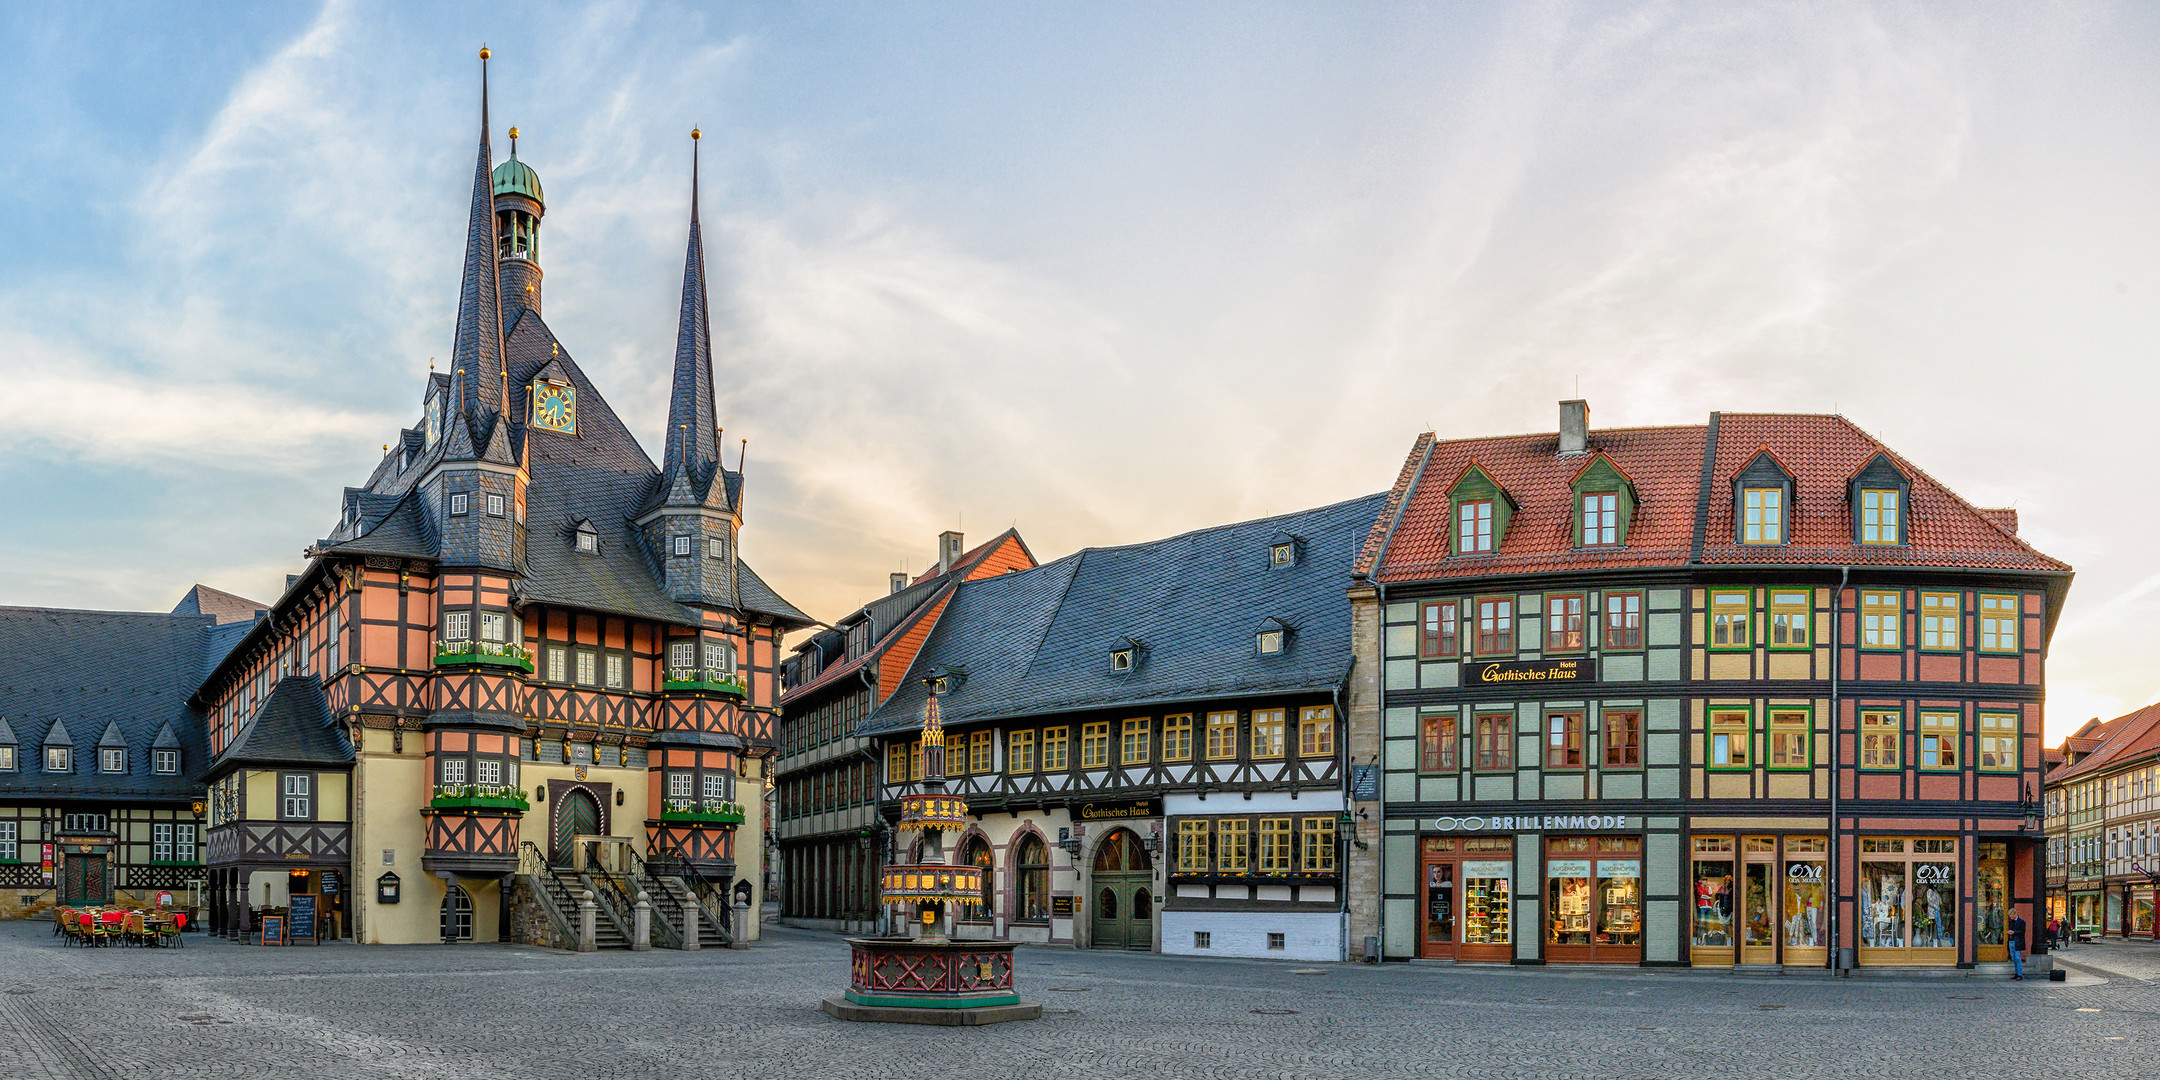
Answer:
821, 693, 1040, 1025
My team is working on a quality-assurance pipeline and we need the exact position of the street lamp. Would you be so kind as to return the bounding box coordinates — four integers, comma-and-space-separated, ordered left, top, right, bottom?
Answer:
2022, 781, 2041, 832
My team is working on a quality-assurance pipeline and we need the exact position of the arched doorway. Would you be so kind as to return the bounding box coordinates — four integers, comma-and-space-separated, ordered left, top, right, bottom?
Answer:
554, 789, 600, 866
1090, 828, 1153, 951
440, 884, 473, 942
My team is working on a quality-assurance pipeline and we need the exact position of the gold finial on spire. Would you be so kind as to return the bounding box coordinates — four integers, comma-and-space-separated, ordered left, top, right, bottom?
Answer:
383, 444, 390, 454
429, 357, 435, 371
508, 125, 519, 140
479, 46, 490, 61
691, 127, 701, 141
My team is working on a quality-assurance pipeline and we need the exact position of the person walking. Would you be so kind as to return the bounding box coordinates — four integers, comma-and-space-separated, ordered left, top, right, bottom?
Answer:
2009, 910, 2028, 980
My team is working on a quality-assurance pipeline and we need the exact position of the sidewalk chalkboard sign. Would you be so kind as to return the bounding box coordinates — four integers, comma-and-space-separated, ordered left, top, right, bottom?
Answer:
260, 914, 286, 946
289, 895, 318, 945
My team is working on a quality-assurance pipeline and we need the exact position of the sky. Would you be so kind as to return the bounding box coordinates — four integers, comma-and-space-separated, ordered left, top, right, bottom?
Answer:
0, 2, 2154, 741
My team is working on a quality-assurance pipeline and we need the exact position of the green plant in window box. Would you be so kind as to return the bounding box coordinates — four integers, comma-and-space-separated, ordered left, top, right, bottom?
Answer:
434, 639, 535, 673
662, 667, 748, 697
430, 782, 530, 811
659, 798, 745, 826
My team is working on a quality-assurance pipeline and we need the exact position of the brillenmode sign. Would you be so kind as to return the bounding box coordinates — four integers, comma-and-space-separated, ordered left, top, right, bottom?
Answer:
1470, 658, 1595, 685
1429, 814, 1638, 833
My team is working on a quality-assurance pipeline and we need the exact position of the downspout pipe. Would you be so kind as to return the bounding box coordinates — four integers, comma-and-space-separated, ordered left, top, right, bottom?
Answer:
1830, 566, 1848, 974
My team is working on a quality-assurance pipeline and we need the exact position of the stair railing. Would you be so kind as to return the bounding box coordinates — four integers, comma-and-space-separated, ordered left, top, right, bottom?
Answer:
653, 837, 735, 940
515, 841, 578, 950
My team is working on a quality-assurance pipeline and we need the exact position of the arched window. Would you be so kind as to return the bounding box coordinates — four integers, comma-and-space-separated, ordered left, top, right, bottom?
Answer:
963, 836, 995, 921
1016, 835, 1049, 923
440, 884, 473, 942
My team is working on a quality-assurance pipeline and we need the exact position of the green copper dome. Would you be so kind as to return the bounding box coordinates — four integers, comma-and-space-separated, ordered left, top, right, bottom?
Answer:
492, 153, 544, 204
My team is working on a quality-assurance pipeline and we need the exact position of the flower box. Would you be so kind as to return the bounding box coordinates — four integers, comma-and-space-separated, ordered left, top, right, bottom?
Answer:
435, 640, 535, 673
662, 668, 748, 697
659, 799, 745, 826
430, 784, 529, 812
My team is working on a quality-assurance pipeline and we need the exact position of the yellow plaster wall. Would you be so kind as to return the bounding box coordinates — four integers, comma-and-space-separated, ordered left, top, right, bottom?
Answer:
353, 746, 433, 945
244, 770, 276, 820
317, 773, 349, 822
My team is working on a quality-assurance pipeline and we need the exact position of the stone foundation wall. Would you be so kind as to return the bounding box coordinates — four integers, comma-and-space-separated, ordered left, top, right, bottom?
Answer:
504, 876, 572, 950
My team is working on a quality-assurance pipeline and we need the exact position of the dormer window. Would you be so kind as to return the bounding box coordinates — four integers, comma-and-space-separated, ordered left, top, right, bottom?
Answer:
46, 747, 70, 773
1568, 454, 1636, 549
101, 748, 126, 774
1447, 463, 1512, 556
1255, 618, 1292, 656
1110, 648, 1134, 671
932, 675, 953, 695
1859, 489, 1899, 545
154, 749, 179, 775
1271, 543, 1295, 567
1457, 500, 1494, 553
575, 527, 599, 554
1742, 487, 1783, 544
1581, 493, 1617, 546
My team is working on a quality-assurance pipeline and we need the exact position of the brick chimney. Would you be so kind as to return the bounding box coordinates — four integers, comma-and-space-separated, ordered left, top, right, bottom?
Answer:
1559, 400, 1589, 455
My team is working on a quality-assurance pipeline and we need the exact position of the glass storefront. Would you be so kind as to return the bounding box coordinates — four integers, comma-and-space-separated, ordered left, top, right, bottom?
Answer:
1419, 836, 1512, 961
2133, 893, 2155, 936
1691, 837, 1736, 964
1858, 837, 1957, 965
1546, 836, 1641, 963
1691, 833, 1825, 966
2073, 892, 2101, 933
1976, 843, 2008, 962
1782, 837, 1827, 966
2106, 891, 2123, 934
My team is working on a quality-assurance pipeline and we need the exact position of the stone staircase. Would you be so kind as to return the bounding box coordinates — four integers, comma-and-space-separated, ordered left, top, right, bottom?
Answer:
638, 875, 730, 948
531, 865, 628, 950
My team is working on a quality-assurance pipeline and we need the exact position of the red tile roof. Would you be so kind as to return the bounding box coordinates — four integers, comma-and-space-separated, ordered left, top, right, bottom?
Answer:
2048, 704, 2160, 784
1361, 411, 2069, 583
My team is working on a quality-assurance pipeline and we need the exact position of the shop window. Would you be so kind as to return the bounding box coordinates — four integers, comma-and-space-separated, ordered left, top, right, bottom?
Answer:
1474, 713, 1512, 772
1162, 714, 1193, 762
1420, 711, 1457, 772
1080, 721, 1110, 769
1120, 718, 1150, 765
1217, 820, 1250, 874
1258, 818, 1294, 874
1016, 836, 1049, 922
890, 742, 913, 783
1298, 706, 1334, 757
1767, 590, 1810, 649
1709, 590, 1751, 650
1041, 727, 1069, 771
1457, 500, 1495, 554
1978, 594, 2019, 652
1251, 710, 1286, 758
1920, 592, 1961, 651
1205, 711, 1239, 760
1603, 710, 1640, 768
1767, 709, 1810, 769
1603, 591, 1643, 651
1474, 598, 1513, 656
1708, 710, 1750, 769
1301, 818, 1336, 872
1860, 710, 1902, 769
1544, 711, 1584, 770
1978, 713, 2018, 771
1419, 600, 1459, 658
1919, 712, 1960, 770
1177, 820, 1210, 873
1861, 591, 1902, 649
1691, 836, 1736, 949
1580, 492, 1619, 547
1741, 486, 1784, 544
1859, 488, 1901, 544
1546, 594, 1586, 653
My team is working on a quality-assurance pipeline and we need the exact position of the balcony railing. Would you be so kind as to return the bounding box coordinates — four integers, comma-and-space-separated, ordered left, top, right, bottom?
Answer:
430, 783, 530, 812
659, 798, 746, 826
435, 639, 535, 673
662, 667, 748, 697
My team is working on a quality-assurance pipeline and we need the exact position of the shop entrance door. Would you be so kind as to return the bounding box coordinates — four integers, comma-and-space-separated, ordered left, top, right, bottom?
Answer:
60, 854, 108, 906
1419, 836, 1514, 961
1090, 829, 1152, 951
1976, 843, 2009, 963
1781, 838, 1829, 967
553, 790, 599, 866
1740, 836, 1777, 965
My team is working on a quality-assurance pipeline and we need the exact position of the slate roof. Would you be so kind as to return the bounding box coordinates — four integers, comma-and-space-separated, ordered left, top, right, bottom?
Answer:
170, 585, 269, 625
0, 606, 241, 801
1361, 411, 2070, 583
857, 493, 1387, 737
203, 675, 352, 779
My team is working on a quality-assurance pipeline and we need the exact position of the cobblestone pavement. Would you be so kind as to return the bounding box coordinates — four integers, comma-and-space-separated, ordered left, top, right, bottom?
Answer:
2053, 936, 2160, 982
0, 921, 2155, 1080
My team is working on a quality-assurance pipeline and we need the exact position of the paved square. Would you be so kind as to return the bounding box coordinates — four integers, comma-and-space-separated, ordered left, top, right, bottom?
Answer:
0, 921, 2154, 1079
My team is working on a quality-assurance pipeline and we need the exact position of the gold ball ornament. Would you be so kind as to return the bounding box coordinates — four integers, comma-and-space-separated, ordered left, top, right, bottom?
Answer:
691, 128, 701, 141
479, 47, 490, 60
508, 126, 520, 140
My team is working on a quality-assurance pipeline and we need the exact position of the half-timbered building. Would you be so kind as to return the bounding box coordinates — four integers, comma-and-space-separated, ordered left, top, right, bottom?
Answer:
1348, 401, 2068, 971
2043, 705, 2160, 939
858, 495, 1384, 960
186, 54, 812, 945
0, 590, 259, 923
774, 529, 1035, 933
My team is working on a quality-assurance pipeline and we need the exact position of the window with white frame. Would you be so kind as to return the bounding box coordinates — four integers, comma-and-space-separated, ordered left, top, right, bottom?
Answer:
441, 758, 467, 784
547, 647, 567, 682
576, 651, 597, 685
153, 749, 178, 775
668, 772, 693, 798
476, 759, 501, 785
449, 492, 469, 516
708, 536, 727, 560
154, 823, 173, 862
703, 773, 728, 801
444, 611, 471, 641
480, 612, 506, 642
673, 535, 692, 557
703, 641, 736, 673
62, 812, 107, 833
0, 821, 16, 861
101, 748, 126, 774
487, 493, 506, 517
604, 654, 625, 689
175, 823, 195, 862
669, 642, 697, 672
281, 774, 311, 819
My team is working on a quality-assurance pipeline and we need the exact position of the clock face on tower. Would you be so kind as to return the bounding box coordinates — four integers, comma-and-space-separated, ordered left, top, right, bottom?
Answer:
531, 379, 577, 434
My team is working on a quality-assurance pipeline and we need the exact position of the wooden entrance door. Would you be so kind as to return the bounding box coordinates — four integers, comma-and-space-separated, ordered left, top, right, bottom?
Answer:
554, 789, 599, 866
1740, 836, 1777, 964
1090, 829, 1153, 951
61, 854, 107, 905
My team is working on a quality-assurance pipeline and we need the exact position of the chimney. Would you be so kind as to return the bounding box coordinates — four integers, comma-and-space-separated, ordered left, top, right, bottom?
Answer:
937, 530, 964, 574
1558, 399, 1589, 455
890, 571, 908, 595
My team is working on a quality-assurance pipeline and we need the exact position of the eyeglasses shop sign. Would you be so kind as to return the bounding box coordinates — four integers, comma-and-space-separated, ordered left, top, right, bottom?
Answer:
1429, 814, 1639, 833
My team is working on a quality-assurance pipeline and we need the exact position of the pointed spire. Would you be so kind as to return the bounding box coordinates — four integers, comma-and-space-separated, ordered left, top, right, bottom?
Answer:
663, 128, 720, 483
451, 46, 508, 425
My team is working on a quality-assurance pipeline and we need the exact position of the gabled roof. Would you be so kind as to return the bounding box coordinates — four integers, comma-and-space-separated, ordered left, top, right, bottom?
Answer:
204, 674, 353, 779
170, 584, 269, 625
1361, 411, 2070, 582
2047, 704, 2160, 785
858, 493, 1386, 737
0, 606, 224, 800
95, 720, 127, 749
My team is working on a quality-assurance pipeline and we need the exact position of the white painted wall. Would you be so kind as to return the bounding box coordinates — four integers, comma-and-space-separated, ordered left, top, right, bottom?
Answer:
1161, 910, 1340, 962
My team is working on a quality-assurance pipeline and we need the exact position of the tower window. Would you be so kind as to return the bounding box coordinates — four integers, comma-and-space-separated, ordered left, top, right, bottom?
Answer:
707, 537, 727, 560
487, 494, 506, 518
673, 535, 692, 557
449, 493, 468, 516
